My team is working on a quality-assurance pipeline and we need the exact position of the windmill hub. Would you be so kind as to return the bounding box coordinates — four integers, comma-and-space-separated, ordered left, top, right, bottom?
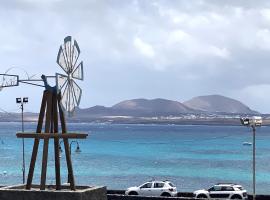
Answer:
68, 73, 72, 81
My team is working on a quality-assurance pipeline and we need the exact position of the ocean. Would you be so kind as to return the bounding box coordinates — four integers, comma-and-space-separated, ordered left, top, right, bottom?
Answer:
0, 122, 269, 194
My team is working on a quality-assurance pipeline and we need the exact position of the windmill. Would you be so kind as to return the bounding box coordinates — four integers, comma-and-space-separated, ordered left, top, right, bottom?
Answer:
0, 36, 88, 191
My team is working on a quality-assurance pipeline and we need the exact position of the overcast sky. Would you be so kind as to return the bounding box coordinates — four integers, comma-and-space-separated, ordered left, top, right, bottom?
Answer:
1, 0, 270, 113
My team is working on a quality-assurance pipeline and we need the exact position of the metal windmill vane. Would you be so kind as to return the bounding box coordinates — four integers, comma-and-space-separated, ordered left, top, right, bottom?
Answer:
0, 36, 88, 191
56, 36, 83, 113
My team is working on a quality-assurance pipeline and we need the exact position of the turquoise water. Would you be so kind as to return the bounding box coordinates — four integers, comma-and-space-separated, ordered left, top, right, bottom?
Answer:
0, 122, 270, 194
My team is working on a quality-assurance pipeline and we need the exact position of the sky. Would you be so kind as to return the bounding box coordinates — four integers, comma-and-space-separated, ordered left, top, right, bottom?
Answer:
1, 0, 270, 113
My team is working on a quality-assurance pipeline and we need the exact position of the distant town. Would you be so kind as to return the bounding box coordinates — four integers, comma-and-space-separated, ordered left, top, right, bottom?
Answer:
1, 94, 269, 125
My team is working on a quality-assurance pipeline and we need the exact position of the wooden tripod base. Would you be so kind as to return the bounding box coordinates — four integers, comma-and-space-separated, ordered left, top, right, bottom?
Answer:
16, 90, 88, 190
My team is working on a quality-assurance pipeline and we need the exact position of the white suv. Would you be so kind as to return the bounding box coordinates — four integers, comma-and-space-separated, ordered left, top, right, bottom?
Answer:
125, 180, 177, 197
193, 183, 247, 199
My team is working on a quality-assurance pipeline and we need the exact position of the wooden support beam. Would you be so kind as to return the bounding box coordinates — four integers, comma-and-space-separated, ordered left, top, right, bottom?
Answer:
40, 91, 52, 190
58, 93, 76, 190
40, 138, 49, 190
16, 133, 88, 139
53, 93, 61, 190
26, 90, 48, 190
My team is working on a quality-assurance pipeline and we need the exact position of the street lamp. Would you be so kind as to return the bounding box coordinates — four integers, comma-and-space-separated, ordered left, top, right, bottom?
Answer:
59, 140, 81, 184
59, 140, 81, 154
70, 141, 81, 153
240, 116, 262, 200
16, 97, 28, 184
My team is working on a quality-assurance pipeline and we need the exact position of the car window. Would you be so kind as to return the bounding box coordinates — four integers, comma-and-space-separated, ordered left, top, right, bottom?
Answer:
154, 183, 164, 188
209, 186, 222, 191
168, 183, 175, 187
140, 183, 152, 189
221, 187, 234, 191
236, 186, 243, 190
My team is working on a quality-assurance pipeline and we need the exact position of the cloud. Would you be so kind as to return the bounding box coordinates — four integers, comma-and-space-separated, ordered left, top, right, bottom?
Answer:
0, 0, 270, 112
133, 37, 155, 58
231, 84, 270, 113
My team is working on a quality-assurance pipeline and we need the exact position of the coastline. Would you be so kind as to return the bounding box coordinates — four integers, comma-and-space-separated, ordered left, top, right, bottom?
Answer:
1, 117, 270, 126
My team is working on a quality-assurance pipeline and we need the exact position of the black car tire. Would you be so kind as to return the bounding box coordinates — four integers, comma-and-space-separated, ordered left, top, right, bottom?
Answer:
197, 194, 208, 198
161, 192, 171, 197
231, 195, 242, 199
128, 191, 138, 195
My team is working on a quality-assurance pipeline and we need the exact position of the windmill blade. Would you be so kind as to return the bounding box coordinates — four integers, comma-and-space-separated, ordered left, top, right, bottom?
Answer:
71, 40, 80, 71
68, 85, 76, 112
64, 36, 73, 73
61, 83, 70, 112
57, 46, 69, 74
60, 82, 76, 113
70, 79, 82, 105
72, 62, 83, 80
56, 73, 68, 90
60, 82, 69, 111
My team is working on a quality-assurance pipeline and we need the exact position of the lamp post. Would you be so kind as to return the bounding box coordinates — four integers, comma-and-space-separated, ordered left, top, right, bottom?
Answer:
16, 97, 28, 184
59, 140, 81, 183
252, 125, 256, 200
240, 116, 262, 200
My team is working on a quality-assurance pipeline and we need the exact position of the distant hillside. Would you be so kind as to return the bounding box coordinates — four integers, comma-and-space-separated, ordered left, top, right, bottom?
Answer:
75, 98, 194, 117
183, 95, 258, 114
111, 98, 193, 116
75, 95, 258, 118
0, 95, 260, 124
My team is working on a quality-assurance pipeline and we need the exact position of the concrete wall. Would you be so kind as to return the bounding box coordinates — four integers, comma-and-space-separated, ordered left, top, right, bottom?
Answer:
0, 185, 107, 200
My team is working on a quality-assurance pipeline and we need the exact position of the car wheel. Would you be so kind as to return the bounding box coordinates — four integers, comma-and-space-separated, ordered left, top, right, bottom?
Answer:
128, 191, 138, 195
197, 194, 208, 198
231, 195, 242, 199
161, 192, 171, 197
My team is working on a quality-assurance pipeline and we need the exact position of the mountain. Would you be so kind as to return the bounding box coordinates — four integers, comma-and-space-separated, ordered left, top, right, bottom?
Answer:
75, 96, 258, 118
75, 98, 194, 117
75, 95, 258, 118
0, 95, 259, 123
111, 98, 193, 116
183, 95, 258, 114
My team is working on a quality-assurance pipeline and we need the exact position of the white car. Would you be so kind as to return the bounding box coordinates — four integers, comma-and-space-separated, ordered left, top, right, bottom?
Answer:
193, 183, 248, 199
125, 180, 178, 197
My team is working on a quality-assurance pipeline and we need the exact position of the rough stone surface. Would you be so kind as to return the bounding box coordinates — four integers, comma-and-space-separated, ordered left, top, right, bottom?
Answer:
0, 184, 107, 200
